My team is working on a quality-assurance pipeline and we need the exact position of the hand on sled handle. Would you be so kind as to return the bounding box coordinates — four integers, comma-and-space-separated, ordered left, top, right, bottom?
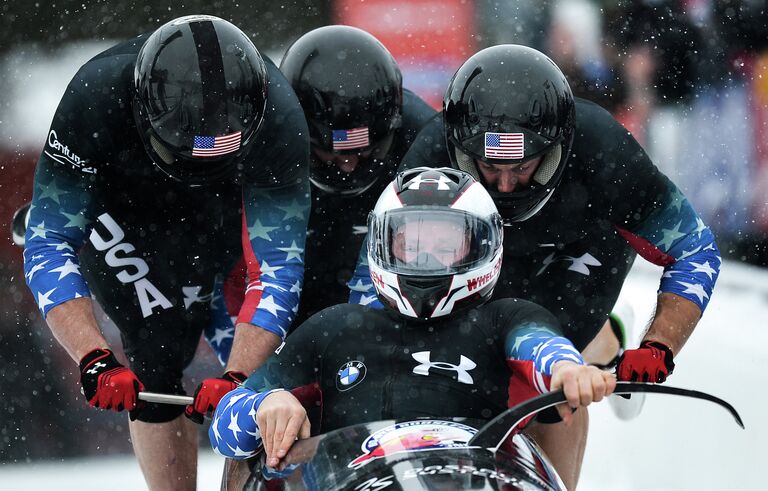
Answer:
550, 361, 616, 425
617, 340, 675, 383
185, 370, 248, 424
79, 348, 145, 420
256, 390, 311, 469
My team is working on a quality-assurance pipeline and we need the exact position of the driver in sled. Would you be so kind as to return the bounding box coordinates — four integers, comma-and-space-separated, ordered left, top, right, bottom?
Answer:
209, 167, 616, 490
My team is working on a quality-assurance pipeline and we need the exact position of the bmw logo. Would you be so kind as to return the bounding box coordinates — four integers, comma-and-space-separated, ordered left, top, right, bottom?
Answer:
336, 360, 367, 391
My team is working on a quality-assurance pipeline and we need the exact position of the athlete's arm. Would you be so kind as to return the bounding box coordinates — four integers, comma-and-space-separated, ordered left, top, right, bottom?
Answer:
500, 300, 615, 423
590, 102, 719, 360
347, 236, 384, 308
228, 180, 311, 375
23, 77, 146, 414
613, 180, 718, 356
210, 314, 322, 461
24, 80, 108, 362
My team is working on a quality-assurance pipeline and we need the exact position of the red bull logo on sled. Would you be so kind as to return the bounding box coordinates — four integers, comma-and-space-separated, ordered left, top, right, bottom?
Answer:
349, 420, 478, 468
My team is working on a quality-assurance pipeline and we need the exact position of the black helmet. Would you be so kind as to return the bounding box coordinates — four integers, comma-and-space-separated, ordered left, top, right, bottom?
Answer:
444, 45, 575, 222
367, 167, 503, 321
12, 202, 31, 247
133, 15, 268, 185
280, 25, 403, 196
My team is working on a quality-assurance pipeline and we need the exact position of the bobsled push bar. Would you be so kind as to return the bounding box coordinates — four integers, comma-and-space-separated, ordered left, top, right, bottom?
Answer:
468, 382, 744, 452
139, 392, 194, 406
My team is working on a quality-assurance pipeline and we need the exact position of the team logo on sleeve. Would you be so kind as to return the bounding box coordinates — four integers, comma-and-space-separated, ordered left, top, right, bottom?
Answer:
336, 360, 367, 391
45, 130, 97, 174
349, 420, 478, 468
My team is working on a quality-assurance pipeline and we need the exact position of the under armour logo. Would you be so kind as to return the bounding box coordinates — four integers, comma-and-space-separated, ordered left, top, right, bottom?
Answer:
183, 285, 214, 310
412, 351, 476, 385
86, 361, 107, 374
407, 173, 452, 190
536, 252, 601, 277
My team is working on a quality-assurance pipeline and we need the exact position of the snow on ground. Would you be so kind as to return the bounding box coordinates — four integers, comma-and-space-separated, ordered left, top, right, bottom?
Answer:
580, 258, 767, 490
0, 258, 765, 490
0, 450, 224, 490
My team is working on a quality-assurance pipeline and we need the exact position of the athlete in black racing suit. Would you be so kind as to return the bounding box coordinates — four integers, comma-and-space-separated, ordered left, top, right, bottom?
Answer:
210, 168, 616, 488
23, 16, 310, 490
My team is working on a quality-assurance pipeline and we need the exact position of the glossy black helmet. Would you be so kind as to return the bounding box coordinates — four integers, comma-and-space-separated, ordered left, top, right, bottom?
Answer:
280, 25, 403, 196
444, 45, 575, 222
133, 15, 268, 185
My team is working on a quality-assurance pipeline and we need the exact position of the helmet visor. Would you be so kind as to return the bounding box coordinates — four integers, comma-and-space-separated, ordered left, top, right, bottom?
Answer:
369, 208, 501, 275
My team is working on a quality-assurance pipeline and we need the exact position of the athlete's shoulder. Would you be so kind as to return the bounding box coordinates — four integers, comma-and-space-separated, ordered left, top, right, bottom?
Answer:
43, 37, 144, 178
402, 89, 438, 129
308, 303, 380, 325
480, 298, 560, 329
483, 297, 549, 315
289, 303, 387, 346
69, 36, 144, 95
399, 114, 448, 171
240, 55, 309, 187
572, 97, 636, 151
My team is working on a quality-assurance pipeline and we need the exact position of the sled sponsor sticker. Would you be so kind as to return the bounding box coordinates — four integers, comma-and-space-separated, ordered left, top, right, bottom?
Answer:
401, 464, 523, 486
336, 360, 367, 391
349, 420, 477, 468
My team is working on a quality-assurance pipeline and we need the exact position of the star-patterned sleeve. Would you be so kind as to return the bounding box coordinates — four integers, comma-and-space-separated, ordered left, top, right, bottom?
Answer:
347, 236, 384, 308
578, 101, 720, 312
209, 312, 323, 458
496, 299, 584, 399
614, 179, 720, 312
209, 387, 285, 459
23, 80, 102, 316
236, 181, 310, 339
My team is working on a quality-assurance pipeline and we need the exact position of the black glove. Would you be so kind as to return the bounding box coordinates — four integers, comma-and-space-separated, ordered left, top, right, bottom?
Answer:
185, 371, 247, 424
79, 348, 145, 420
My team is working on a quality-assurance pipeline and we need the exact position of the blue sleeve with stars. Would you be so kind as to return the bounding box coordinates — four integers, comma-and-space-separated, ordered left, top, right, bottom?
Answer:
505, 323, 584, 376
209, 387, 284, 459
619, 181, 720, 312
347, 236, 384, 308
24, 150, 96, 317
237, 181, 311, 339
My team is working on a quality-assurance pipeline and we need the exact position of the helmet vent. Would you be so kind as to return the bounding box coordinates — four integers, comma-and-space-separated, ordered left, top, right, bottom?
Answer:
453, 148, 480, 180
150, 134, 176, 165
533, 144, 561, 185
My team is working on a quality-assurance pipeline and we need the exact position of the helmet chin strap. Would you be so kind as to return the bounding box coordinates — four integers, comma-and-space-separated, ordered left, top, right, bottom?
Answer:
533, 144, 561, 185
149, 134, 176, 165
453, 148, 480, 180
510, 186, 556, 223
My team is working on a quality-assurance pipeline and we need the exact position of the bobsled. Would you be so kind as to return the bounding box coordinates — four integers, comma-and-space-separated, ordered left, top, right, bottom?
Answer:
218, 382, 743, 490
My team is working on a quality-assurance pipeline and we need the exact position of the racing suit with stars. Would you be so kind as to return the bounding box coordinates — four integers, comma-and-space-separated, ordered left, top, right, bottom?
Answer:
348, 99, 720, 350
209, 299, 584, 459
23, 35, 310, 421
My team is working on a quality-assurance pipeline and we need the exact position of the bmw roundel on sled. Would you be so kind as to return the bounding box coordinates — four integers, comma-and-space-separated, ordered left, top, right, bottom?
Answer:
212, 383, 743, 491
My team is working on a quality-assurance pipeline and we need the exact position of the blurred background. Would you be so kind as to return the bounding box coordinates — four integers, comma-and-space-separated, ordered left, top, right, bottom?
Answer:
0, 0, 766, 484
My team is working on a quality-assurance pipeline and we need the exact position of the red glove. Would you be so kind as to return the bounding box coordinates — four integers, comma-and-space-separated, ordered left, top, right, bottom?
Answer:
79, 348, 145, 420
617, 340, 675, 383
185, 371, 247, 424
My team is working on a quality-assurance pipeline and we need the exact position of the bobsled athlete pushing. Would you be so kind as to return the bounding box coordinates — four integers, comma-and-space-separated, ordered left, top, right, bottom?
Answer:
207, 168, 743, 490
